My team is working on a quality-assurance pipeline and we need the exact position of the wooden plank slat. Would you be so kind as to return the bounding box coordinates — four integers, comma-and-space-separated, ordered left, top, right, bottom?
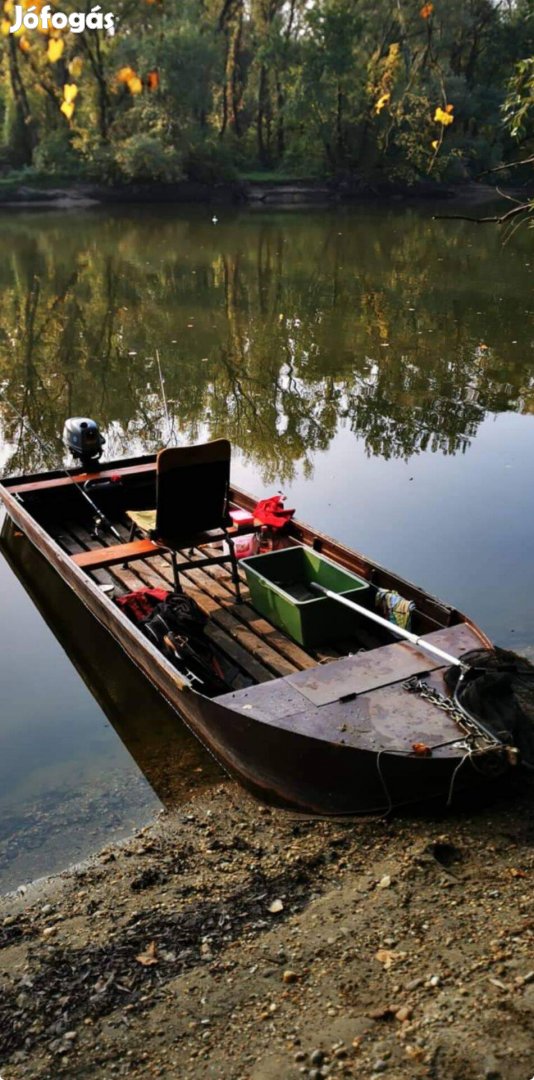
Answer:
50, 525, 118, 590
62, 525, 141, 594
71, 538, 160, 569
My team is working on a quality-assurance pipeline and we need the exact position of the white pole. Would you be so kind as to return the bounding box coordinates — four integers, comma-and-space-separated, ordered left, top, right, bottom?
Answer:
310, 582, 467, 670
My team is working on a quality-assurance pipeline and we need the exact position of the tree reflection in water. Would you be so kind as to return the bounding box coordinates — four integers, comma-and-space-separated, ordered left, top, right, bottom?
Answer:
0, 206, 532, 481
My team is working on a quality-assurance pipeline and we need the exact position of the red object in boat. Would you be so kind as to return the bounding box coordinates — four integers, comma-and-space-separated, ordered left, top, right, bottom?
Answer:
116, 587, 169, 622
253, 495, 295, 531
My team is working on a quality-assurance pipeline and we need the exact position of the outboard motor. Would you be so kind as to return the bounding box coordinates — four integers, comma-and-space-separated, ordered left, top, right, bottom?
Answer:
63, 417, 105, 469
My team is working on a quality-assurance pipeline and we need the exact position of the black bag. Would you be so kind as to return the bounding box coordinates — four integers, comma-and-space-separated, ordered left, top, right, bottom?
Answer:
142, 593, 230, 695
142, 593, 207, 647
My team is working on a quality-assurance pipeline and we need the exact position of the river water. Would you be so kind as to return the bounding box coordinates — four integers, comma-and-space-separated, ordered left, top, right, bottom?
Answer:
1, 203, 533, 891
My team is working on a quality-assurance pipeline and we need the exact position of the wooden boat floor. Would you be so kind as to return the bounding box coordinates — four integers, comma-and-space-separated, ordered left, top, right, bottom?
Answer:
216, 623, 484, 756
51, 518, 358, 688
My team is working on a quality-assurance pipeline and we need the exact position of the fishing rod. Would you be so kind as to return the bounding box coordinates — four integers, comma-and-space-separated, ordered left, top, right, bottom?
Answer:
0, 392, 121, 541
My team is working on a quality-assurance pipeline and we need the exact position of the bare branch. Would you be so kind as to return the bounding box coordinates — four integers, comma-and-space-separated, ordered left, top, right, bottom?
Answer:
476, 154, 534, 179
432, 203, 530, 225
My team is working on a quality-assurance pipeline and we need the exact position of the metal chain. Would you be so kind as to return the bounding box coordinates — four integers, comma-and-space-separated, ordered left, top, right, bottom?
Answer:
402, 676, 488, 745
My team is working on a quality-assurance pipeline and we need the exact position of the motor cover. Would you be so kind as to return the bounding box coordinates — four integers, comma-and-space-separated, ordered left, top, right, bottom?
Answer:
63, 417, 105, 466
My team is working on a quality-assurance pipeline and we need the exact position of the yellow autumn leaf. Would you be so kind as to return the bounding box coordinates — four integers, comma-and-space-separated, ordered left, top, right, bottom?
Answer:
68, 56, 84, 78
434, 105, 454, 125
117, 66, 136, 84
63, 83, 79, 104
127, 75, 143, 95
1, 17, 10, 33
375, 92, 390, 114
434, 106, 454, 126
431, 139, 439, 150
60, 100, 75, 120
48, 38, 64, 63
3, 0, 14, 15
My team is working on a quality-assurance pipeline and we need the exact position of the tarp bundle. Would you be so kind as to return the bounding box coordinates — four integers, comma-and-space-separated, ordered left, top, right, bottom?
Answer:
253, 495, 295, 531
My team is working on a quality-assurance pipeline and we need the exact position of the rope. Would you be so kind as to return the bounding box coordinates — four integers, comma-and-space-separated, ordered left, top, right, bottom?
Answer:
446, 748, 474, 807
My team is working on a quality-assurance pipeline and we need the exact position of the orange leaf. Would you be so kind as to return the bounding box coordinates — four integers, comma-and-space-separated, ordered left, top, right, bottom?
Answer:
60, 101, 75, 121
117, 66, 136, 84
19, 36, 31, 52
445, 103, 454, 113
146, 69, 159, 91
420, 2, 433, 17
47, 38, 64, 63
136, 941, 159, 966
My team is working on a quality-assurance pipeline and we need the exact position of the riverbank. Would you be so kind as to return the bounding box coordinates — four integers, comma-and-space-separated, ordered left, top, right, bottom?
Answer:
1, 775, 533, 1080
0, 177, 528, 210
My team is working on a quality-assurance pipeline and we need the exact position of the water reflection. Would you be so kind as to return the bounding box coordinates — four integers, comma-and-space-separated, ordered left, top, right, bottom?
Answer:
0, 516, 222, 818
0, 206, 532, 482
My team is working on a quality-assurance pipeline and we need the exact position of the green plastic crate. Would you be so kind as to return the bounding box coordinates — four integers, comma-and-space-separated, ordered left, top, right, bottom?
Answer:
241, 545, 370, 647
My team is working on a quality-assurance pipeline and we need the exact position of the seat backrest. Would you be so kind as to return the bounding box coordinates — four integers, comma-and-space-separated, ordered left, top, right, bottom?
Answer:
155, 439, 232, 545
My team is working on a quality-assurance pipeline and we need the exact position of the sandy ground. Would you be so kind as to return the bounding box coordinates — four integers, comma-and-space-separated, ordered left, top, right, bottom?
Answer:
1, 774, 533, 1080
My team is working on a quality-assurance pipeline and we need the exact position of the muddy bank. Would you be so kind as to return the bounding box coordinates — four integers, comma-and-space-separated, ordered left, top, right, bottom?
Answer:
0, 178, 526, 210
1, 774, 533, 1080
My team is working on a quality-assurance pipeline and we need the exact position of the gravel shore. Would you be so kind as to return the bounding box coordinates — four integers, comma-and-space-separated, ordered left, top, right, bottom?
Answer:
1, 775, 533, 1080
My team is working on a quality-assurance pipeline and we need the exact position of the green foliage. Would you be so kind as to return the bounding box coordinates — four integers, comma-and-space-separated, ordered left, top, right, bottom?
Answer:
0, 0, 532, 185
113, 134, 182, 183
32, 129, 81, 176
504, 58, 534, 140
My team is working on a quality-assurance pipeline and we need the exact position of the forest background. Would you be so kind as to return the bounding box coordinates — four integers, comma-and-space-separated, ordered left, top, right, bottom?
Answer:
0, 0, 533, 191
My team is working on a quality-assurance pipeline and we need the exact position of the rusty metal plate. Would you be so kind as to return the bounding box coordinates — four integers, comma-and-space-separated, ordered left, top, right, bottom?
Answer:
287, 625, 483, 706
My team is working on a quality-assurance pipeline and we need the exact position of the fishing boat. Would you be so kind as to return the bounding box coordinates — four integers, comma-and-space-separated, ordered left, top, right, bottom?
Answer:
0, 423, 519, 815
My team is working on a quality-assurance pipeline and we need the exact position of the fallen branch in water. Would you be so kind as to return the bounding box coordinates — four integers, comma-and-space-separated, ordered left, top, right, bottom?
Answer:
433, 202, 531, 224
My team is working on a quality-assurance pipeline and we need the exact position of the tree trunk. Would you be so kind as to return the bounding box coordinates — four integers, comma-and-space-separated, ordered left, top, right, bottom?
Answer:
7, 37, 36, 163
336, 83, 344, 163
276, 77, 285, 160
257, 64, 269, 164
